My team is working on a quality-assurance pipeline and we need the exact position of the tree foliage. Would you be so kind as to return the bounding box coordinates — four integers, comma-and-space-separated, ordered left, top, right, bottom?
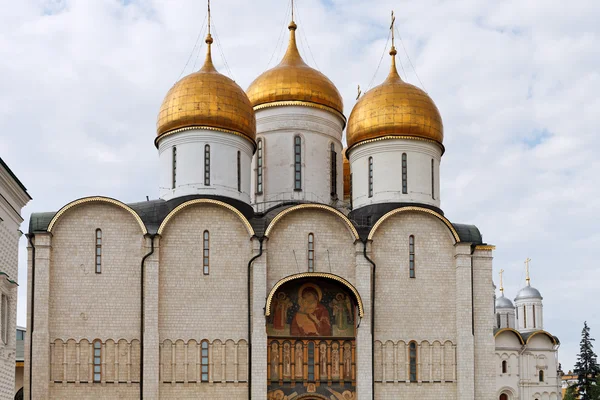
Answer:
574, 321, 600, 399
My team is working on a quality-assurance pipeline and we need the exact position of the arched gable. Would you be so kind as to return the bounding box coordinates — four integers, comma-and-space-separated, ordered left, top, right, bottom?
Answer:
157, 198, 254, 236
367, 206, 459, 243
526, 330, 558, 346
265, 272, 364, 318
494, 328, 525, 345
264, 204, 359, 240
48, 196, 147, 234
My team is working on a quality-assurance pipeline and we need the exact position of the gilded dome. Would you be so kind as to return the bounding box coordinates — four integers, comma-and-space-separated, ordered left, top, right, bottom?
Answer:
346, 48, 443, 150
156, 34, 256, 144
246, 21, 344, 116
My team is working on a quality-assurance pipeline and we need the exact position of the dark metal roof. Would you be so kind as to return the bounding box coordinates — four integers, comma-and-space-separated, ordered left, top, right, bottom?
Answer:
29, 197, 483, 245
0, 157, 32, 200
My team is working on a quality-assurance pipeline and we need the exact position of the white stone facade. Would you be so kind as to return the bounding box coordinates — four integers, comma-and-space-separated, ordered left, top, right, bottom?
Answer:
0, 159, 30, 400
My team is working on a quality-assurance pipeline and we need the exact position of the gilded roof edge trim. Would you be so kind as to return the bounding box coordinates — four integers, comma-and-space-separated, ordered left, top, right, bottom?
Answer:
264, 203, 359, 240
254, 101, 347, 127
155, 125, 257, 149
47, 196, 148, 235
346, 135, 445, 158
525, 330, 558, 346
475, 245, 496, 251
367, 206, 459, 243
157, 198, 254, 237
494, 328, 525, 345
265, 272, 364, 318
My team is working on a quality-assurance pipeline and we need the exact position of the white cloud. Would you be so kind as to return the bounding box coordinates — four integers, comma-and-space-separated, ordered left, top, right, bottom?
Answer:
1, 0, 598, 371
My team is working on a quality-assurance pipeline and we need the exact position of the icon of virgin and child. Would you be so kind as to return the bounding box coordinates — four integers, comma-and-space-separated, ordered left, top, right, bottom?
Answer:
269, 282, 354, 337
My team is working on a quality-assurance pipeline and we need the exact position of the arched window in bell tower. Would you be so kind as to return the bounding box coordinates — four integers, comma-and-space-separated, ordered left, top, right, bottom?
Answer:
330, 143, 337, 199
409, 341, 418, 382
308, 233, 315, 272
204, 144, 211, 186
402, 153, 408, 194
368, 157, 374, 198
256, 139, 263, 194
294, 136, 302, 190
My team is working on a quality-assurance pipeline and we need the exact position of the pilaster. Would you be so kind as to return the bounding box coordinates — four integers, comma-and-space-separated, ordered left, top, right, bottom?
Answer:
250, 238, 267, 399
473, 246, 495, 400
355, 241, 372, 400
143, 235, 160, 399
455, 243, 474, 400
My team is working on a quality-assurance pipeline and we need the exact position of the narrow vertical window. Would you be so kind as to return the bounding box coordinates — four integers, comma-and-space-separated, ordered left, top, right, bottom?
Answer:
307, 342, 315, 381
523, 305, 527, 328
0, 295, 7, 344
497, 314, 501, 329
237, 151, 241, 192
533, 305, 536, 328
409, 342, 417, 382
256, 139, 263, 194
93, 340, 102, 382
308, 233, 315, 272
538, 370, 544, 382
402, 153, 408, 194
95, 229, 102, 274
203, 231, 209, 275
431, 159, 435, 200
409, 235, 415, 278
204, 144, 211, 186
368, 157, 373, 198
172, 146, 177, 189
502, 360, 507, 374
349, 173, 353, 210
201, 341, 209, 382
294, 136, 302, 190
330, 143, 337, 199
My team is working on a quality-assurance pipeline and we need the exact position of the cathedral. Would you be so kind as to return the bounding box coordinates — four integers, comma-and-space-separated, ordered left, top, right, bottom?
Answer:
23, 4, 561, 400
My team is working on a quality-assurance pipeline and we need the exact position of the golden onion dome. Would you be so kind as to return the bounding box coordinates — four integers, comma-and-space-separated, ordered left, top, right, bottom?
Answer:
246, 21, 344, 117
346, 46, 443, 150
343, 149, 350, 200
156, 34, 256, 145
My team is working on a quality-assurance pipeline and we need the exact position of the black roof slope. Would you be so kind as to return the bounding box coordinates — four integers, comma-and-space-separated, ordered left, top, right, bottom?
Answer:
28, 196, 483, 244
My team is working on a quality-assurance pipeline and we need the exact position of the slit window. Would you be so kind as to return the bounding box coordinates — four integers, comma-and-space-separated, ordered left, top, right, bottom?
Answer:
204, 144, 211, 186
409, 235, 415, 278
533, 305, 536, 328
330, 143, 337, 199
203, 231, 210, 275
523, 305, 527, 328
349, 173, 353, 210
172, 146, 177, 189
409, 342, 417, 382
93, 340, 101, 382
237, 151, 241, 192
201, 341, 209, 382
95, 229, 102, 274
502, 360, 507, 374
294, 136, 302, 190
256, 139, 263, 194
308, 233, 315, 272
431, 159, 435, 200
368, 157, 373, 197
538, 370, 544, 382
402, 153, 408, 194
308, 342, 315, 381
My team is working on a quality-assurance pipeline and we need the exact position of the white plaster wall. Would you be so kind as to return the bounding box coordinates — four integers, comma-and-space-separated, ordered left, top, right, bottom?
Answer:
497, 308, 516, 329
251, 106, 345, 210
515, 300, 544, 332
349, 139, 442, 210
158, 129, 254, 203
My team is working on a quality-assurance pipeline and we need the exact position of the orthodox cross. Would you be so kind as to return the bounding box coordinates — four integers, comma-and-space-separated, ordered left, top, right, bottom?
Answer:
525, 257, 531, 286
291, 0, 295, 21
356, 85, 362, 100
390, 10, 396, 48
208, 0, 211, 35
499, 269, 504, 295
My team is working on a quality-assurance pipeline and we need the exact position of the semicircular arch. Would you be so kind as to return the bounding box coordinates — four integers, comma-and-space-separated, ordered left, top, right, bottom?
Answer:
494, 328, 525, 345
367, 206, 459, 243
157, 198, 254, 236
47, 196, 147, 234
264, 204, 359, 240
526, 330, 558, 346
265, 272, 364, 318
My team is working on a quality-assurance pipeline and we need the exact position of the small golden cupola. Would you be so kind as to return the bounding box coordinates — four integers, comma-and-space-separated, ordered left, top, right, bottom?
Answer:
346, 28, 443, 150
246, 19, 344, 117
156, 31, 256, 145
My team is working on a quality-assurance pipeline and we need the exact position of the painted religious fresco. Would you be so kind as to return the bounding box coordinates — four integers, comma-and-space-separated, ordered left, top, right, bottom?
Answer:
268, 280, 356, 338
267, 278, 357, 399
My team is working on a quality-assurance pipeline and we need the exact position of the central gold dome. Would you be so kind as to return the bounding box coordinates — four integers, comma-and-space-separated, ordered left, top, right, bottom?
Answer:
346, 48, 443, 150
246, 21, 344, 116
156, 35, 256, 144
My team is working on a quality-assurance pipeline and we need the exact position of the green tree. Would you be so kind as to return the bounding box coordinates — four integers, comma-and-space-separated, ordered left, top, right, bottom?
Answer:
574, 321, 600, 399
563, 386, 578, 400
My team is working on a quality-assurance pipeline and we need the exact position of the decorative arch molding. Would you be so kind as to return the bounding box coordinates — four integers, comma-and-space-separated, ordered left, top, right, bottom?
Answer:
526, 330, 558, 346
496, 386, 517, 399
47, 196, 147, 235
265, 272, 364, 318
367, 206, 460, 242
494, 328, 525, 345
157, 198, 254, 236
264, 204, 359, 240
294, 394, 331, 400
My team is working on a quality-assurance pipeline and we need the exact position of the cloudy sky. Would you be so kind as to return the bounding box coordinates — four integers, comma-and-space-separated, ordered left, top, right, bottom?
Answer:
1, 0, 598, 371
